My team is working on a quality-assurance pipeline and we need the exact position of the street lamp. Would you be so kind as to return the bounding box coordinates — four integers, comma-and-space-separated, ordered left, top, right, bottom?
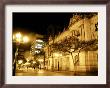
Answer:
13, 32, 22, 76
23, 36, 29, 43
13, 32, 29, 76
15, 32, 22, 43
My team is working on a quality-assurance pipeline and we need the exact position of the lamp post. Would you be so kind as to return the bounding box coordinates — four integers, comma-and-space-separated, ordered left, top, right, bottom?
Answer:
12, 32, 29, 76
13, 32, 22, 76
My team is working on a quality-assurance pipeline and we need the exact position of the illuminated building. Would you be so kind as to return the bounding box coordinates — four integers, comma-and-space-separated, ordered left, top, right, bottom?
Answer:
30, 34, 46, 68
44, 13, 98, 73
30, 34, 44, 56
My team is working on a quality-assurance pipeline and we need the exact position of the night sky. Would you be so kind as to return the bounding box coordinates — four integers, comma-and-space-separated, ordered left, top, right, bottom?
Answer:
13, 13, 73, 37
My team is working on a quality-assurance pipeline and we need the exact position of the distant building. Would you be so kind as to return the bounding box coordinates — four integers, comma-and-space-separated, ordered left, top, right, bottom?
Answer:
30, 34, 46, 68
30, 34, 44, 55
44, 13, 98, 74
30, 39, 44, 55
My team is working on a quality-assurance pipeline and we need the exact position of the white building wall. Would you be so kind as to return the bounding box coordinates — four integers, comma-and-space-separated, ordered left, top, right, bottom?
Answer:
84, 18, 91, 41
87, 51, 98, 71
47, 57, 52, 70
78, 51, 86, 72
46, 14, 98, 72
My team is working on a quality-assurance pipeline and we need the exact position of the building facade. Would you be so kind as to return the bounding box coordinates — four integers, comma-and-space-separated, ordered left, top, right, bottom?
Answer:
30, 34, 46, 68
44, 13, 98, 73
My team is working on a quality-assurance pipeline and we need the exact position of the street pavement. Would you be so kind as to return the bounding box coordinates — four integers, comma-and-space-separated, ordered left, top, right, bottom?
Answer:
15, 67, 97, 76
16, 68, 74, 76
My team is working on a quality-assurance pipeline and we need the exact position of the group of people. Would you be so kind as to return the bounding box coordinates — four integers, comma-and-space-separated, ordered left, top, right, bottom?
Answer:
26, 65, 42, 71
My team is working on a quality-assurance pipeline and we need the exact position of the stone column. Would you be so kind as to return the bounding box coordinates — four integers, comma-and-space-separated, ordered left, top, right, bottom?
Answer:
84, 18, 91, 41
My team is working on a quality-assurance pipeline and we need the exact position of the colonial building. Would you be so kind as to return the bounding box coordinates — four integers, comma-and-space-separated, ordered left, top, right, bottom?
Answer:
44, 13, 98, 74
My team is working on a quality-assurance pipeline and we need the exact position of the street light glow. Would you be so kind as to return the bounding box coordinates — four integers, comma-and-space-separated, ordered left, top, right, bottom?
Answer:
15, 32, 22, 42
16, 32, 21, 38
23, 36, 29, 43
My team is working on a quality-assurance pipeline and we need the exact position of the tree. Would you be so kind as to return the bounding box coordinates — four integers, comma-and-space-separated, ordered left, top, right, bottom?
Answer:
51, 35, 98, 64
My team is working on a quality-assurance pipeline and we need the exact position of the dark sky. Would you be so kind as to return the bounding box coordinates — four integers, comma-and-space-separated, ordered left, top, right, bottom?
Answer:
13, 13, 73, 37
